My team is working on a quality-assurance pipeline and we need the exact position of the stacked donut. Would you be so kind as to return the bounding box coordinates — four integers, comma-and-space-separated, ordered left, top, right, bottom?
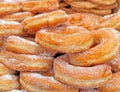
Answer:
0, 0, 120, 92
59, 0, 119, 15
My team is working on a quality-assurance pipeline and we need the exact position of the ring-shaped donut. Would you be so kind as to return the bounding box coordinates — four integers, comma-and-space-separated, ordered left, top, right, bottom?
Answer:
54, 55, 112, 89
20, 72, 79, 92
35, 26, 93, 53
69, 28, 120, 66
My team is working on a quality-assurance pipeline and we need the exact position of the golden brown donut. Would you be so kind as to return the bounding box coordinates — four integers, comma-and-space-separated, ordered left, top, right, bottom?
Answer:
54, 55, 112, 89
96, 2, 118, 10
20, 72, 79, 92
0, 50, 53, 72
22, 10, 68, 34
0, 2, 21, 16
0, 20, 24, 37
21, 0, 59, 13
71, 7, 112, 16
1, 12, 33, 22
0, 63, 15, 76
0, 74, 19, 91
67, 13, 104, 30
4, 36, 56, 56
35, 26, 93, 53
69, 1, 98, 9
98, 72, 120, 92
69, 28, 120, 66
88, 0, 116, 5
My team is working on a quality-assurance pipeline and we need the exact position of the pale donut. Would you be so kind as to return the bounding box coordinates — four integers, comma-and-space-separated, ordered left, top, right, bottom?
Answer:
0, 50, 53, 72
20, 72, 79, 92
0, 20, 24, 37
0, 74, 19, 91
4, 36, 56, 56
54, 55, 112, 89
98, 72, 120, 92
1, 12, 33, 22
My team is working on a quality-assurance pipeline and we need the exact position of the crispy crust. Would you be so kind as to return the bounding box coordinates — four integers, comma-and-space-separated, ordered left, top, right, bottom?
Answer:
0, 51, 53, 72
20, 72, 79, 92
54, 55, 112, 89
69, 28, 120, 66
35, 26, 93, 53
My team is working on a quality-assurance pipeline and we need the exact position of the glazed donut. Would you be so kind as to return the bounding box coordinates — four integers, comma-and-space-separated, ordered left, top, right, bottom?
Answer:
0, 2, 21, 16
35, 26, 93, 53
71, 7, 112, 16
88, 0, 116, 5
98, 72, 120, 92
69, 28, 120, 66
20, 72, 79, 92
21, 0, 59, 13
0, 74, 19, 91
54, 55, 112, 89
108, 54, 120, 72
4, 36, 56, 56
0, 51, 53, 72
6, 90, 27, 92
0, 63, 15, 76
0, 20, 24, 37
1, 12, 33, 22
22, 10, 68, 34
99, 11, 120, 30
67, 13, 104, 30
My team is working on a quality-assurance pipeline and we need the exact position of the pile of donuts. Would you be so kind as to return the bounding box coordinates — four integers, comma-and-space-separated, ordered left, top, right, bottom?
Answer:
0, 0, 120, 92
60, 0, 119, 15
